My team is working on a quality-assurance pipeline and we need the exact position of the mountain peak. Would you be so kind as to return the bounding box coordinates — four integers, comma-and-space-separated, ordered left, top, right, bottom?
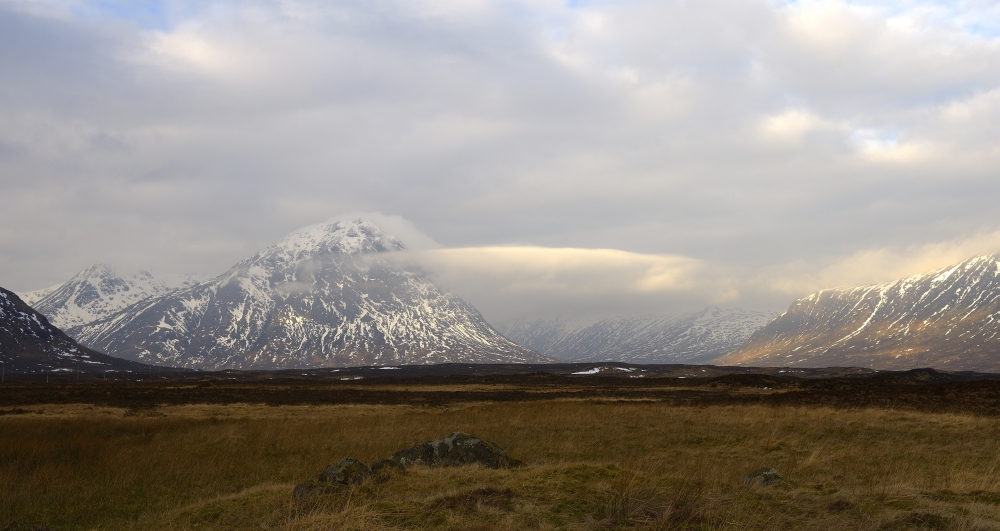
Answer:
77, 263, 118, 275
268, 219, 405, 259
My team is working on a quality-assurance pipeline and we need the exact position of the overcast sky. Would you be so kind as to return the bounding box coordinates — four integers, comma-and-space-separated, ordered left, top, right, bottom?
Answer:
3, 0, 1000, 321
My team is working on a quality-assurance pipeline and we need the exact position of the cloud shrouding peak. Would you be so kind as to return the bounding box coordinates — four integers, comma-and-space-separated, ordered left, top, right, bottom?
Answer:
2, 0, 1000, 321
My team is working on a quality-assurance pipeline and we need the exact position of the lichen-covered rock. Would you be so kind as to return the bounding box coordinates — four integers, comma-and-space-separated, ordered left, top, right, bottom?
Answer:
319, 457, 372, 485
293, 434, 517, 497
293, 457, 372, 498
743, 467, 782, 487
385, 432, 517, 469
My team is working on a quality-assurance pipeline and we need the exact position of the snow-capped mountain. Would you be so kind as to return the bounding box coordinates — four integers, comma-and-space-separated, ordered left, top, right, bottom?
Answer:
20, 264, 208, 330
0, 287, 148, 374
20, 284, 60, 307
497, 308, 777, 363
69, 219, 552, 369
717, 254, 1000, 371
494, 317, 595, 356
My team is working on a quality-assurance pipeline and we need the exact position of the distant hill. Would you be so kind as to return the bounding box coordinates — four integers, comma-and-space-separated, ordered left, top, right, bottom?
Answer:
716, 254, 1000, 372
0, 287, 148, 374
497, 308, 777, 363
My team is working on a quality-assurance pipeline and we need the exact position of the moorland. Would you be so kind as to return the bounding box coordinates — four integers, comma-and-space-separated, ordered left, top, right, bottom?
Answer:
4, 365, 1000, 530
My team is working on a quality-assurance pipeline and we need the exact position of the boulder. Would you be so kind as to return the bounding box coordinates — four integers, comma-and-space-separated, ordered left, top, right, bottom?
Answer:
743, 467, 782, 487
319, 457, 372, 485
293, 457, 372, 498
384, 432, 517, 469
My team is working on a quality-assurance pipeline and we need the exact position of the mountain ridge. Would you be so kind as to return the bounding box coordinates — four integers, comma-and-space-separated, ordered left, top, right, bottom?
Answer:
0, 287, 150, 374
716, 253, 1000, 371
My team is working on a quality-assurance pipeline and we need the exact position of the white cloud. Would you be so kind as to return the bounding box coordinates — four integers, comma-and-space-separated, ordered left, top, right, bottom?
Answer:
756, 229, 1000, 297
759, 108, 843, 144
392, 246, 738, 321
417, 246, 702, 293
388, 229, 1000, 321
143, 28, 248, 77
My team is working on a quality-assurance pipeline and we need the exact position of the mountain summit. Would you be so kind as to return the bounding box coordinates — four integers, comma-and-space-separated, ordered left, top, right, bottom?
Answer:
268, 219, 405, 257
67, 219, 550, 369
717, 254, 1000, 371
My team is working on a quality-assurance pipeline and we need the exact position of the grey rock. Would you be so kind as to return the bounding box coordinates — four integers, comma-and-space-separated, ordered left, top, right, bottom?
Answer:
292, 457, 372, 498
294, 433, 517, 498
385, 432, 517, 469
319, 457, 372, 485
744, 467, 782, 487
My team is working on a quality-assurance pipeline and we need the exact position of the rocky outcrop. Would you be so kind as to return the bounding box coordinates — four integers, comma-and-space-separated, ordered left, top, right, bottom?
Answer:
318, 457, 372, 485
294, 432, 516, 498
377, 432, 517, 469
293, 457, 373, 498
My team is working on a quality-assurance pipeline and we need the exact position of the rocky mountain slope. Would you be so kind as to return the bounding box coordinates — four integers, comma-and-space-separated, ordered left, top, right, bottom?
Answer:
0, 287, 148, 374
67, 219, 551, 369
497, 308, 776, 363
716, 254, 1000, 371
20, 264, 207, 329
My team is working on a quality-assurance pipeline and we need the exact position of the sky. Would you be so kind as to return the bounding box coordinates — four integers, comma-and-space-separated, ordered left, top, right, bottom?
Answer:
3, 0, 1000, 321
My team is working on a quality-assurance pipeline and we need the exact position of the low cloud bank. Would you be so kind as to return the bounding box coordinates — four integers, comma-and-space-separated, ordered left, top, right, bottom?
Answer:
390, 231, 1000, 322
398, 247, 734, 321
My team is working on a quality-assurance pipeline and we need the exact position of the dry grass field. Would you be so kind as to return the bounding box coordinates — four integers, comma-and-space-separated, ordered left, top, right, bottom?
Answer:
4, 374, 1000, 530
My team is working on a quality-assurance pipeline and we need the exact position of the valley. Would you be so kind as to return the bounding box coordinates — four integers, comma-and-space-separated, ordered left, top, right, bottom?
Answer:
4, 368, 1000, 530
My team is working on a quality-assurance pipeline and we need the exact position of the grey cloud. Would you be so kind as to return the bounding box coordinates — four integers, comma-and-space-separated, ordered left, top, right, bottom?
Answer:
2, 0, 1000, 323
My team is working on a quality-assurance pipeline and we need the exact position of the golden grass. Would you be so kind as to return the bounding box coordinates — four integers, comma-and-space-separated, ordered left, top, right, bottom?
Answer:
4, 400, 1000, 530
